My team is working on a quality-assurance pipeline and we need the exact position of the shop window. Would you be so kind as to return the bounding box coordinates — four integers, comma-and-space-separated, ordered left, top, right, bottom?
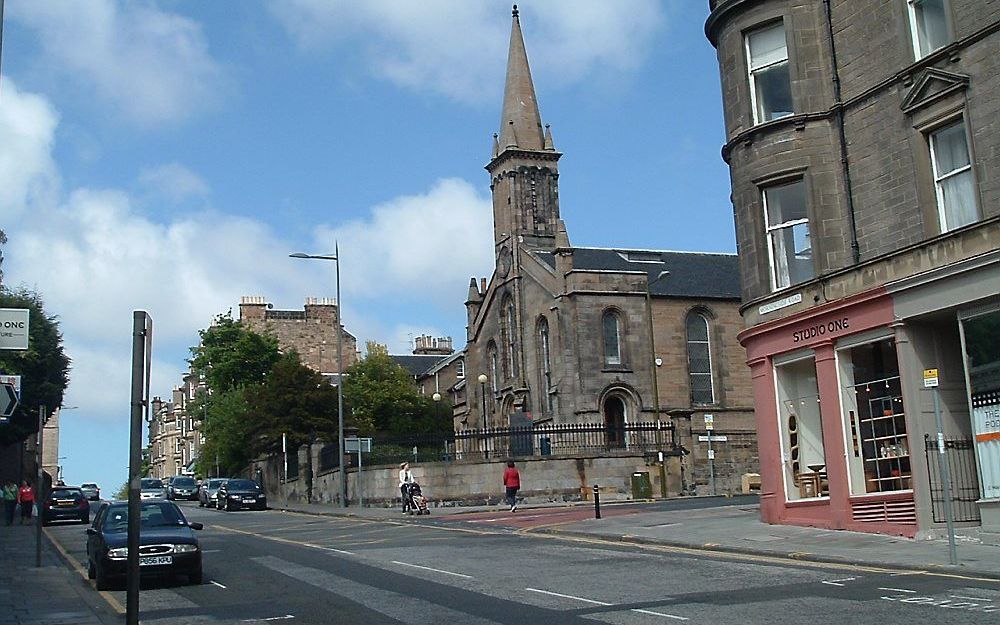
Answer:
838, 337, 911, 494
763, 179, 813, 290
961, 309, 1000, 500
776, 356, 828, 500
908, 0, 950, 59
929, 119, 978, 232
746, 21, 793, 125
686, 312, 715, 405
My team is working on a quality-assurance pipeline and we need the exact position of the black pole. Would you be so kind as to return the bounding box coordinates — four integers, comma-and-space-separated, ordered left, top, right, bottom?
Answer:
127, 311, 148, 625
593, 484, 601, 519
35, 405, 45, 567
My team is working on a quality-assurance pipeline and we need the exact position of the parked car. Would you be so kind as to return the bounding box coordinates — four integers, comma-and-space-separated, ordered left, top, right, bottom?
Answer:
167, 476, 199, 501
86, 500, 203, 590
139, 478, 167, 500
216, 479, 267, 511
42, 486, 90, 525
198, 478, 227, 508
80, 483, 101, 501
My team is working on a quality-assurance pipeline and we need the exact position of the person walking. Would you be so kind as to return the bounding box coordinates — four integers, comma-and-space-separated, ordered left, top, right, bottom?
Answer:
17, 480, 36, 525
398, 462, 414, 514
2, 481, 17, 526
503, 460, 520, 512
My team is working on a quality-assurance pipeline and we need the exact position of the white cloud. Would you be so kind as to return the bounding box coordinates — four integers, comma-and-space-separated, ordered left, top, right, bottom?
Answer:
316, 178, 493, 300
0, 80, 60, 219
8, 0, 226, 125
138, 163, 210, 202
271, 0, 666, 103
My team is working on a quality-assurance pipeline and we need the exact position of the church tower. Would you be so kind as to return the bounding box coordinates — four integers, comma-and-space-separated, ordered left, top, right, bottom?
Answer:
486, 5, 561, 263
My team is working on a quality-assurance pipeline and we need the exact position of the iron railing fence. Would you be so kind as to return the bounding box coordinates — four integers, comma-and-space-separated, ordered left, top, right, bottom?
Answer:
924, 434, 981, 523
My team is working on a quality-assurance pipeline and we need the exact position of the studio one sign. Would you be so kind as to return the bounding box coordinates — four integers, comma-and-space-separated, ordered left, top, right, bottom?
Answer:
792, 317, 850, 343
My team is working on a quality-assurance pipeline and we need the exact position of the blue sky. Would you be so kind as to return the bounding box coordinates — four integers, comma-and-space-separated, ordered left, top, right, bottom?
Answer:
1, 1, 732, 492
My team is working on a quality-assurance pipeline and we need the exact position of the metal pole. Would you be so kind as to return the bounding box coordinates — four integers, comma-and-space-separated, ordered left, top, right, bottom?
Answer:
336, 243, 346, 508
593, 484, 601, 519
35, 405, 45, 567
708, 435, 716, 496
358, 448, 363, 509
127, 311, 149, 625
932, 388, 958, 565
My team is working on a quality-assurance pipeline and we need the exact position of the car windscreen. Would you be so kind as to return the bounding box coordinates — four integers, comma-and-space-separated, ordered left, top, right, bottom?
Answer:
51, 488, 82, 498
173, 477, 196, 486
140, 479, 164, 489
102, 502, 185, 531
208, 479, 226, 488
226, 480, 258, 490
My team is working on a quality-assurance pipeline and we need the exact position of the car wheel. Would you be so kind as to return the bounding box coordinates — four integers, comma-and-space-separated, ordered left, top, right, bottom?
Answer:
95, 562, 112, 591
87, 559, 96, 580
225, 501, 233, 512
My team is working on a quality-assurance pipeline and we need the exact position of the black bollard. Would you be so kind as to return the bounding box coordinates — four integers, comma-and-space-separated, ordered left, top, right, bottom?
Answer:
593, 484, 601, 519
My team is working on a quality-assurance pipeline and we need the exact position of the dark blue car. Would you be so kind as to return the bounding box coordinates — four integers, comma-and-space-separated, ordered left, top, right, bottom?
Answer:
86, 500, 203, 590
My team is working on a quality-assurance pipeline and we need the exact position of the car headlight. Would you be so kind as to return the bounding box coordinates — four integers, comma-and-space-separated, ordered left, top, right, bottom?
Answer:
173, 544, 198, 553
229, 494, 240, 499
107, 547, 128, 559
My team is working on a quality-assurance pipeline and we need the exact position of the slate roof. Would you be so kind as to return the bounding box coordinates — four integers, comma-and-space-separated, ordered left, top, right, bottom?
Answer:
391, 354, 450, 377
534, 247, 741, 299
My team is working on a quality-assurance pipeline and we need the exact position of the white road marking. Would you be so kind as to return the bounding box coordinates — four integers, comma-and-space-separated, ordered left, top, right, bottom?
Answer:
950, 595, 994, 602
201, 549, 222, 553
242, 616, 294, 622
526, 588, 610, 605
210, 580, 227, 589
821, 577, 856, 586
320, 546, 356, 555
390, 560, 473, 579
526, 587, 689, 621
631, 608, 689, 621
821, 581, 845, 586
878, 587, 915, 593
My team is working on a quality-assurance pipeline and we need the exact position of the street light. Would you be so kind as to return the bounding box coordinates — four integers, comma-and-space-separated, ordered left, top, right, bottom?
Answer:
477, 374, 488, 428
432, 392, 442, 402
290, 245, 347, 508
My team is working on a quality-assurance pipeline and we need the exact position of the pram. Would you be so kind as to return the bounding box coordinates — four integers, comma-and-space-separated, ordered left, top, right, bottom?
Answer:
406, 482, 430, 515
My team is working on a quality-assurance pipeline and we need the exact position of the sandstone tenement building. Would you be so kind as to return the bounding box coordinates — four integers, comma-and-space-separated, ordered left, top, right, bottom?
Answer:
706, 0, 1000, 537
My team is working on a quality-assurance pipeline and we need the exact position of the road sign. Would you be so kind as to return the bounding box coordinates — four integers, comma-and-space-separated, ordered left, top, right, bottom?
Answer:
345, 437, 372, 453
0, 309, 29, 350
707, 449, 716, 460
698, 435, 728, 442
923, 368, 939, 388
0, 375, 21, 396
0, 382, 19, 420
704, 414, 714, 430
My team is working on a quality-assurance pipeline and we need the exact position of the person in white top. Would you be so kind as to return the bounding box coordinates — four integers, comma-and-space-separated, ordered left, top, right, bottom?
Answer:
398, 462, 415, 513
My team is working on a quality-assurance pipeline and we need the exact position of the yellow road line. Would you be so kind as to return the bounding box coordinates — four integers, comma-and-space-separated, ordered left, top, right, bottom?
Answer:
44, 527, 127, 615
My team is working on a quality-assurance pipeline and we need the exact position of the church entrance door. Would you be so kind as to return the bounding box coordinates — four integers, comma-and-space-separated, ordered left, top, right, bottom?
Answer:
603, 396, 626, 449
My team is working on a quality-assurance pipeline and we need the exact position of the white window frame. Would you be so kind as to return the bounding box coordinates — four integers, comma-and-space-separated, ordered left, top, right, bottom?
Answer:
762, 179, 812, 291
929, 118, 977, 232
686, 313, 716, 405
456, 358, 465, 379
745, 21, 791, 125
907, 0, 950, 59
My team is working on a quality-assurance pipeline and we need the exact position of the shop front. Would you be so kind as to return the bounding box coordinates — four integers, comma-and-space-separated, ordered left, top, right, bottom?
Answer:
742, 288, 921, 536
961, 306, 1000, 536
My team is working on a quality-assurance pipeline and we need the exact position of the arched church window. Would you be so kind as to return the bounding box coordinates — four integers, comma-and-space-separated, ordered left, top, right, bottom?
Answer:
686, 311, 715, 404
537, 317, 552, 413
504, 297, 519, 378
602, 310, 623, 366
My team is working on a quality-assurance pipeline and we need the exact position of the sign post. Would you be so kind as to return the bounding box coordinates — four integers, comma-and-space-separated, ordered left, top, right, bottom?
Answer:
704, 414, 716, 495
127, 312, 152, 625
344, 437, 372, 508
925, 368, 957, 565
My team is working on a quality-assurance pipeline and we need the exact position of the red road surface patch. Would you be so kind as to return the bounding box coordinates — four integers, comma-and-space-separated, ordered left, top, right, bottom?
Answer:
438, 505, 641, 529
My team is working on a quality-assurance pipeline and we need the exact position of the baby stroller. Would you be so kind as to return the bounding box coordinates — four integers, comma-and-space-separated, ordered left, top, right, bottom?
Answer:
406, 482, 430, 515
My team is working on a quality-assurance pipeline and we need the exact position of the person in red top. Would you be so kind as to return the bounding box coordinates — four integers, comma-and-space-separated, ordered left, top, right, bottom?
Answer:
16, 480, 36, 524
502, 461, 520, 512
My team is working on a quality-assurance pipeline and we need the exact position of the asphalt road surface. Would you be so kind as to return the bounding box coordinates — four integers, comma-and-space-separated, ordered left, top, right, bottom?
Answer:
43, 501, 1000, 625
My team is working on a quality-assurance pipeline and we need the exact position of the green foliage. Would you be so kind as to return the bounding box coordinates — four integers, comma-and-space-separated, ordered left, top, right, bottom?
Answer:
114, 482, 129, 500
189, 312, 280, 393
244, 352, 340, 453
0, 288, 71, 446
196, 388, 254, 477
344, 342, 453, 437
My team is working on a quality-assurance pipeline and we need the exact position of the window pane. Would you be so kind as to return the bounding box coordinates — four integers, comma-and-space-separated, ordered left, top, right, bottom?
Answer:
764, 180, 806, 226
688, 343, 711, 374
686, 314, 708, 342
776, 357, 827, 500
748, 23, 787, 69
932, 121, 977, 231
603, 313, 621, 365
755, 61, 793, 122
932, 122, 970, 174
940, 169, 977, 230
691, 375, 714, 405
913, 0, 949, 57
770, 221, 814, 288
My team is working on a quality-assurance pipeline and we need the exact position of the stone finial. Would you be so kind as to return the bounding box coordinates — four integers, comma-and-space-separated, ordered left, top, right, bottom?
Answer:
512, 4, 518, 18
543, 124, 555, 151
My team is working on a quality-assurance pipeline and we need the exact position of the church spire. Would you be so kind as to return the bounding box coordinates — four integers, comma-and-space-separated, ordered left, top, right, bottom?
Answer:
497, 4, 544, 152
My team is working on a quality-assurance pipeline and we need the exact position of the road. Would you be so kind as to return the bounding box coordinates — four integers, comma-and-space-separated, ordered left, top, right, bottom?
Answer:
43, 500, 1000, 625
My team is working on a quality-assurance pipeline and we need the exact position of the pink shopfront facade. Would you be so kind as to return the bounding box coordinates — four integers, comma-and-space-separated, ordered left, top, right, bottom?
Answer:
740, 288, 920, 537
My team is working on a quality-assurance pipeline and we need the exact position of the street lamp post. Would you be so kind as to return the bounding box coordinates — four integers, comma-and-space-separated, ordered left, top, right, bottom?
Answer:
478, 374, 489, 459
290, 246, 347, 508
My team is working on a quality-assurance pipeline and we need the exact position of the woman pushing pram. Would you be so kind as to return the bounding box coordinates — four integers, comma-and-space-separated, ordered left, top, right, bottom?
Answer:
398, 462, 430, 515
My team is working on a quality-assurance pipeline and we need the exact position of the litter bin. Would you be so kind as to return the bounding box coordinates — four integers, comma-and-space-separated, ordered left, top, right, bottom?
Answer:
540, 437, 552, 456
630, 471, 652, 500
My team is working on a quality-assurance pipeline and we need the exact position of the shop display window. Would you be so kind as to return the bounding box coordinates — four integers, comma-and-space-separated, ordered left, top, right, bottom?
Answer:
838, 337, 911, 494
776, 356, 828, 500
961, 309, 1000, 500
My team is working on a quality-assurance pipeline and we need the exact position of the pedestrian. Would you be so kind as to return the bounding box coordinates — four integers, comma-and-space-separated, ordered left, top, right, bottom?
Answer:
398, 462, 414, 514
17, 480, 36, 524
503, 460, 520, 512
2, 481, 17, 526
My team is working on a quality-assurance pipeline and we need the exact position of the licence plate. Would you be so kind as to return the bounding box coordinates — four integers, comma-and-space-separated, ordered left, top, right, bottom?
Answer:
139, 556, 172, 566
56, 501, 74, 507
242, 498, 256, 503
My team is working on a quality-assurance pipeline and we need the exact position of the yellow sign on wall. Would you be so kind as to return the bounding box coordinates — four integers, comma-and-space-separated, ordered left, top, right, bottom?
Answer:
923, 368, 939, 388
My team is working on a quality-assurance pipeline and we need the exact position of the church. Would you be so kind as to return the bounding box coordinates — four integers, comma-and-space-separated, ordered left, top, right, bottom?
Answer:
459, 7, 756, 489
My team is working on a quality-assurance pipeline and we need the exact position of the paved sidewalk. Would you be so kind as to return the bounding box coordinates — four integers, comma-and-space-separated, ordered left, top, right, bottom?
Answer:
0, 522, 120, 625
276, 497, 1000, 580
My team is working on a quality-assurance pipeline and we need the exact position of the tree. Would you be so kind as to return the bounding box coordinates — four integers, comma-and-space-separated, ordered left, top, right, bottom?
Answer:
344, 343, 453, 436
195, 388, 254, 477
244, 351, 340, 453
0, 288, 71, 446
189, 312, 280, 393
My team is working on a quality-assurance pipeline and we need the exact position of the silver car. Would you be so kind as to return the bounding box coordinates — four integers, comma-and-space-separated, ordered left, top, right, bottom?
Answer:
198, 478, 227, 508
139, 478, 167, 500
